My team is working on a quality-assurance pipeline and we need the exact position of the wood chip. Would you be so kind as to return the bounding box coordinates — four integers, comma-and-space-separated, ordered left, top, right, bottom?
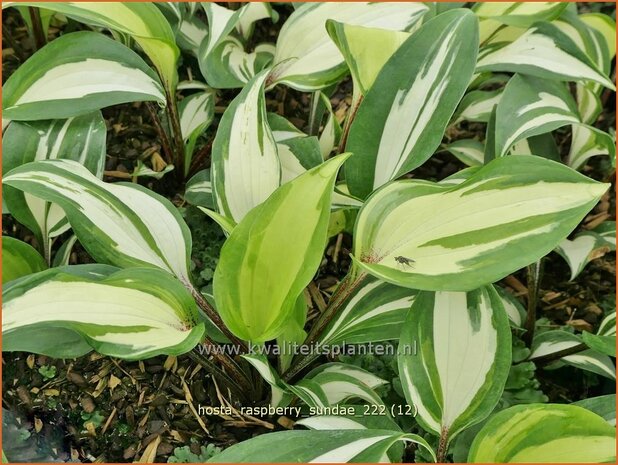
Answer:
567, 319, 594, 332
136, 435, 160, 463
26, 354, 35, 370
34, 417, 43, 433
108, 374, 122, 392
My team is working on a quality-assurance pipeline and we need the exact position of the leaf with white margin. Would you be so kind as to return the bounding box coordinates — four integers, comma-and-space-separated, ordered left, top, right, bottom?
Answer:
207, 429, 436, 463
453, 89, 502, 124
2, 236, 47, 284
468, 404, 616, 463
211, 70, 280, 223
555, 224, 615, 281
2, 112, 106, 260
213, 155, 349, 342
319, 275, 417, 345
4, 159, 193, 284
179, 90, 214, 176
3, 266, 204, 359
573, 395, 616, 425
476, 22, 616, 90
345, 9, 479, 198
443, 139, 485, 167
5, 1, 179, 92
270, 2, 429, 91
352, 156, 609, 291
529, 331, 616, 380
2, 31, 165, 121
568, 124, 615, 170
317, 93, 340, 159
495, 74, 579, 157
398, 287, 511, 444
177, 15, 208, 57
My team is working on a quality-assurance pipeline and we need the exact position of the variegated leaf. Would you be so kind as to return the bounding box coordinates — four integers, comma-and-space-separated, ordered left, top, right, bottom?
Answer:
353, 156, 608, 291
2, 236, 47, 284
270, 2, 429, 91
345, 9, 479, 198
207, 429, 435, 463
495, 74, 579, 157
5, 2, 179, 91
398, 287, 511, 444
320, 275, 417, 345
598, 311, 616, 336
477, 22, 616, 90
555, 222, 616, 280
494, 285, 526, 327
213, 155, 349, 342
211, 70, 280, 223
530, 331, 616, 379
568, 124, 616, 170
454, 88, 502, 124
4, 160, 193, 283
184, 169, 214, 208
2, 31, 165, 120
469, 404, 616, 463
179, 90, 214, 176
443, 139, 485, 167
2, 112, 106, 260
199, 3, 275, 88
3, 267, 204, 359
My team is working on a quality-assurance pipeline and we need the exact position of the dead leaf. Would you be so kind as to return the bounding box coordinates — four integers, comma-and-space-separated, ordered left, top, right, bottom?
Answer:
108, 374, 122, 392
34, 417, 43, 433
26, 354, 35, 370
136, 435, 161, 463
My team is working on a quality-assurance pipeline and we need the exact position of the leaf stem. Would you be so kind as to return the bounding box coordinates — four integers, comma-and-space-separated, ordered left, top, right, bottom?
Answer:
187, 347, 248, 403
146, 102, 174, 166
523, 260, 543, 347
532, 343, 588, 366
189, 285, 248, 353
436, 427, 449, 463
28, 7, 46, 50
164, 87, 187, 181
282, 271, 367, 382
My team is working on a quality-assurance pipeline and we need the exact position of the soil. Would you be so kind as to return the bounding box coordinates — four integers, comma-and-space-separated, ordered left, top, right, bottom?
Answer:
2, 4, 616, 463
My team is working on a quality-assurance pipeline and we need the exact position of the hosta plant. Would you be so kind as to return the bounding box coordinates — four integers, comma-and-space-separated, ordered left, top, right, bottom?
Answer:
2, 2, 616, 463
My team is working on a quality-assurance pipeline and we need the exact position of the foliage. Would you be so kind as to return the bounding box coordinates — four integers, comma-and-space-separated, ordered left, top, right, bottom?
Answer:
2, 2, 616, 463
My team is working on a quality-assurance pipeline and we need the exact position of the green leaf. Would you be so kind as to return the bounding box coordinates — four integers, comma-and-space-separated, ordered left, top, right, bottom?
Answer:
213, 154, 349, 342
572, 395, 616, 425
3, 267, 204, 359
2, 112, 106, 256
320, 275, 417, 345
582, 332, 616, 357
353, 156, 609, 291
326, 20, 410, 105
2, 237, 47, 283
211, 70, 280, 223
398, 286, 511, 444
495, 74, 579, 157
270, 2, 429, 91
2, 31, 165, 120
345, 9, 479, 198
207, 429, 435, 463
7, 2, 179, 92
477, 22, 616, 90
4, 159, 193, 283
276, 293, 307, 372
468, 404, 616, 462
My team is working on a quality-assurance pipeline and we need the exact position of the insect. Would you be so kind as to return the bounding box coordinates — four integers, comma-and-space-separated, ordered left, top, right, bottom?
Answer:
394, 256, 415, 268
